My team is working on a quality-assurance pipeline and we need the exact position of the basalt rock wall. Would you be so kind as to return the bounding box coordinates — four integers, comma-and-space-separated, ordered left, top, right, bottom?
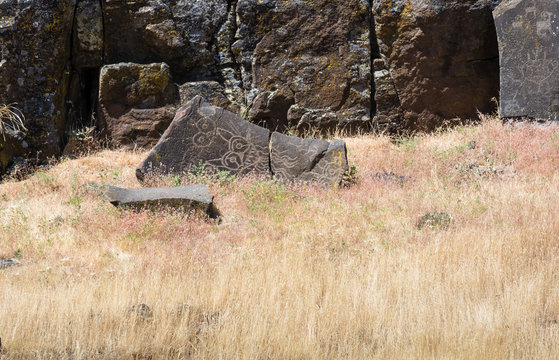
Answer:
0, 0, 503, 176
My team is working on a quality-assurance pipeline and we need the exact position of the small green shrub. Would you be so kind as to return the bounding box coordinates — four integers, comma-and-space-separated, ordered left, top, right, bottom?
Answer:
417, 212, 452, 230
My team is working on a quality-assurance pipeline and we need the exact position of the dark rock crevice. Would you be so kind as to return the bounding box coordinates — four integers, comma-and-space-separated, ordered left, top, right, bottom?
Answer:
467, 56, 500, 63
372, 0, 501, 133
226, 0, 244, 94
64, 0, 104, 149
369, 0, 379, 119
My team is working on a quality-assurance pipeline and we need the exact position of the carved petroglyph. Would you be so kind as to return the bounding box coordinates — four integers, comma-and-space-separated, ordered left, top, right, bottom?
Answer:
536, 11, 554, 37
270, 133, 348, 188
203, 129, 270, 174
494, 0, 559, 120
137, 97, 349, 188
137, 96, 270, 180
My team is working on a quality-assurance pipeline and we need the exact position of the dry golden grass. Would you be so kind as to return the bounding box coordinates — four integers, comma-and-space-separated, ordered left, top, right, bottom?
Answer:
0, 104, 26, 141
1, 117, 559, 359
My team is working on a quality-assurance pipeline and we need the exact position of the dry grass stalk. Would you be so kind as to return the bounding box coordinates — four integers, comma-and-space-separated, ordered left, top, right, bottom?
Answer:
0, 104, 26, 141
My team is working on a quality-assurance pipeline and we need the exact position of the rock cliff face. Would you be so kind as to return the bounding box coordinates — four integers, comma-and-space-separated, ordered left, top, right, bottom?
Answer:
0, 0, 504, 176
372, 0, 501, 131
0, 0, 76, 173
236, 0, 371, 131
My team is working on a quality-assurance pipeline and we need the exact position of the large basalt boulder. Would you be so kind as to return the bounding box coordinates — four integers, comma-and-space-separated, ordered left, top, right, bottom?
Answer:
103, 0, 229, 80
235, 0, 371, 131
372, 0, 501, 132
98, 62, 178, 149
494, 0, 559, 120
136, 96, 270, 181
137, 97, 350, 187
0, 0, 76, 173
105, 184, 220, 218
271, 133, 348, 188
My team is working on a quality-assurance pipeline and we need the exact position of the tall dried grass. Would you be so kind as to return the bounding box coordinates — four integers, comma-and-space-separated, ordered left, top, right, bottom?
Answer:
1, 117, 559, 359
0, 105, 26, 141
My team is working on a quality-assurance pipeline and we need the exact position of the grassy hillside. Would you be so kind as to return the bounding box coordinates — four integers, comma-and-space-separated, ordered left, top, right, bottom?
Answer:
1, 117, 559, 359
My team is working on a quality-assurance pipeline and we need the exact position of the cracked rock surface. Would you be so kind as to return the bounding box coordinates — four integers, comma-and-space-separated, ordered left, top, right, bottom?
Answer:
236, 0, 371, 132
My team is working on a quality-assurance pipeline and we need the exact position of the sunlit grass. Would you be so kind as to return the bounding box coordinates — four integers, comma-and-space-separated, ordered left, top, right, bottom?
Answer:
1, 117, 559, 359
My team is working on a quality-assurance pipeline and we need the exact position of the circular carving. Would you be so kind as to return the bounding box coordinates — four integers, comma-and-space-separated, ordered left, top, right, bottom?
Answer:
193, 132, 213, 147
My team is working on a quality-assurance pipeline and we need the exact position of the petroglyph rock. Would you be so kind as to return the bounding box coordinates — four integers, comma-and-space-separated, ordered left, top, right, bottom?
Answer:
136, 96, 270, 180
494, 0, 559, 120
270, 133, 348, 188
105, 184, 220, 218
137, 97, 350, 187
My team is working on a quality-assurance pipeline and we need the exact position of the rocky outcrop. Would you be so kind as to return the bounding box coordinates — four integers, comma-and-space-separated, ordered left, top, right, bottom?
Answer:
103, 0, 229, 81
236, 0, 371, 132
372, 0, 501, 132
494, 0, 559, 120
97, 62, 178, 149
137, 97, 349, 188
0, 0, 509, 176
0, 0, 76, 171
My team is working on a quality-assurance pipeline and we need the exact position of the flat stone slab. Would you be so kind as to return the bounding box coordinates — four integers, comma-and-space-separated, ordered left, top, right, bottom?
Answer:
494, 0, 559, 120
136, 96, 270, 181
270, 132, 348, 188
105, 184, 220, 218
